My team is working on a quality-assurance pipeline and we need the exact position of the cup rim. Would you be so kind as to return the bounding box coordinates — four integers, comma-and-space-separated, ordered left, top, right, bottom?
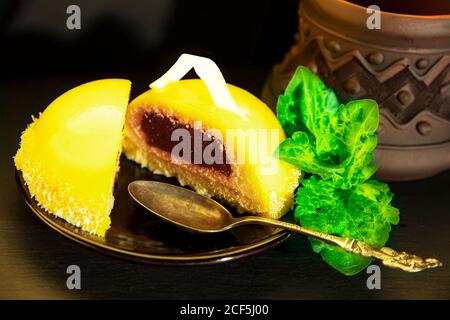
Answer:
339, 0, 450, 20
302, 0, 450, 51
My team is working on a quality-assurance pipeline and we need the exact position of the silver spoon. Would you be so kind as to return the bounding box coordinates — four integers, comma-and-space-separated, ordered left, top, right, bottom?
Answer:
128, 180, 442, 272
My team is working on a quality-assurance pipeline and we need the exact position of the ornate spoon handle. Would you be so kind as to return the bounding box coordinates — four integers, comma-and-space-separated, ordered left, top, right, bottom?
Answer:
234, 216, 443, 272
332, 238, 442, 272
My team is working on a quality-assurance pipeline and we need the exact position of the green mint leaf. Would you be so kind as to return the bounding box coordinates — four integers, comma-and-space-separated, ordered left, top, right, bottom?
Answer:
277, 67, 379, 189
277, 67, 339, 138
294, 177, 399, 276
278, 99, 379, 188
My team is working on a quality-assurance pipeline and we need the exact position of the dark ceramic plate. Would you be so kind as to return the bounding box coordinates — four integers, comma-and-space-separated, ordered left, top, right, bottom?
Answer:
16, 157, 291, 265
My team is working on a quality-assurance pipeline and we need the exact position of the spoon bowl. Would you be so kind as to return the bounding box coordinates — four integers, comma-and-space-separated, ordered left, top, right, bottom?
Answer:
128, 180, 236, 233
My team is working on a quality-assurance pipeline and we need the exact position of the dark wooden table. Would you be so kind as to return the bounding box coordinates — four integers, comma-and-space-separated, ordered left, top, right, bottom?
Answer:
1, 73, 449, 300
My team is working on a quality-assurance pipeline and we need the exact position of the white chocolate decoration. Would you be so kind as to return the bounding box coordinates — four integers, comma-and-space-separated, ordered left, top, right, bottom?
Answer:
150, 54, 247, 119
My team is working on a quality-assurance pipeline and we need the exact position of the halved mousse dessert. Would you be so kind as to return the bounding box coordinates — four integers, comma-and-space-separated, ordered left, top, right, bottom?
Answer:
123, 54, 300, 219
15, 79, 131, 236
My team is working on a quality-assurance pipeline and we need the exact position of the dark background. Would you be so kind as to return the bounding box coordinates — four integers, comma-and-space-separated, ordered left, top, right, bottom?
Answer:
1, 0, 298, 96
1, 0, 449, 299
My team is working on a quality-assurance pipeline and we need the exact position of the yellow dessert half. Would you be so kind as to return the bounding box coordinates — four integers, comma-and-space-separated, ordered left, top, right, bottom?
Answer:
15, 79, 131, 236
123, 78, 300, 219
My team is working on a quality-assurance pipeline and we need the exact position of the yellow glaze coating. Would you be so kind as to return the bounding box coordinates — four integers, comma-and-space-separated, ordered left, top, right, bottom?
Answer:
15, 79, 131, 236
125, 79, 300, 218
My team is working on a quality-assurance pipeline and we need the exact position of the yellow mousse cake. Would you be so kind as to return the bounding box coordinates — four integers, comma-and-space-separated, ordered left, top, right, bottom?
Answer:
123, 54, 300, 219
15, 79, 131, 236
